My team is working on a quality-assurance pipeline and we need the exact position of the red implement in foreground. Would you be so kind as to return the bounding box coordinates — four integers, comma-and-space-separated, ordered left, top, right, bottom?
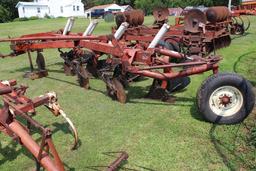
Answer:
0, 80, 78, 171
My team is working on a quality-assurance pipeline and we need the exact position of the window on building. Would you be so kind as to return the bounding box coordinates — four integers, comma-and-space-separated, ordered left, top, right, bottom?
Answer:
77, 6, 79, 11
73, 6, 75, 11
23, 7, 25, 13
60, 6, 63, 13
37, 8, 41, 13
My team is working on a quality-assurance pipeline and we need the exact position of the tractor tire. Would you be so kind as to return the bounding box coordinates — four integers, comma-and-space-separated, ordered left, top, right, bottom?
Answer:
197, 73, 255, 124
157, 41, 191, 93
77, 66, 90, 89
167, 77, 191, 93
36, 52, 46, 71
232, 24, 245, 35
158, 40, 180, 53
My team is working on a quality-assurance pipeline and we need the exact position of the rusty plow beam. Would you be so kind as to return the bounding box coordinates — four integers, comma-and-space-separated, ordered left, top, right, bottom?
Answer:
0, 35, 110, 43
8, 120, 65, 171
106, 152, 129, 171
130, 63, 219, 80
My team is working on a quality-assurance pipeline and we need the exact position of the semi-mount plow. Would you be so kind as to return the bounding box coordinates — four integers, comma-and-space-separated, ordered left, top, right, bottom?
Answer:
0, 7, 255, 124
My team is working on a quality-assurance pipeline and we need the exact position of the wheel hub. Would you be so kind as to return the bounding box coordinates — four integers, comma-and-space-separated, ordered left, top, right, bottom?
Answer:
209, 86, 243, 117
219, 94, 232, 107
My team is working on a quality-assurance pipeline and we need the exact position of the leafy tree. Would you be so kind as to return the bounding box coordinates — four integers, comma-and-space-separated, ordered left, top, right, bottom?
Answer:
0, 5, 11, 23
0, 0, 243, 23
134, 0, 242, 15
0, 0, 31, 22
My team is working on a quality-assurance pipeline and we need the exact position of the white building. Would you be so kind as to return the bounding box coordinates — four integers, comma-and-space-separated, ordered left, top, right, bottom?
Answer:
16, 0, 85, 18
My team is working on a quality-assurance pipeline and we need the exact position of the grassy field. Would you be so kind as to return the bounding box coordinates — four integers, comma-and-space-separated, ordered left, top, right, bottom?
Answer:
0, 16, 255, 171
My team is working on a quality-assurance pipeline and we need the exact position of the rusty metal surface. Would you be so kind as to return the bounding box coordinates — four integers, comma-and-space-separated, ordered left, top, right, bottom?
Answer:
0, 14, 229, 103
0, 87, 12, 95
106, 152, 129, 171
184, 9, 207, 33
116, 10, 144, 27
9, 121, 63, 171
206, 6, 231, 23
153, 8, 169, 22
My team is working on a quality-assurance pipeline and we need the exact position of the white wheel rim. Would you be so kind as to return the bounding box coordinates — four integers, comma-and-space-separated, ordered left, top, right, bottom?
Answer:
209, 86, 244, 117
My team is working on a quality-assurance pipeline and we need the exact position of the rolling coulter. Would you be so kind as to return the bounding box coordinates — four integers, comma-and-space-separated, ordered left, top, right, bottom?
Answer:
0, 80, 78, 171
114, 7, 250, 57
0, 7, 255, 124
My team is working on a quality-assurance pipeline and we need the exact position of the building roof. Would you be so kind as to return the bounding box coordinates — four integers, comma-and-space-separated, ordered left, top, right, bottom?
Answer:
88, 4, 115, 11
16, 0, 82, 8
242, 0, 256, 5
121, 5, 132, 10
16, 2, 48, 8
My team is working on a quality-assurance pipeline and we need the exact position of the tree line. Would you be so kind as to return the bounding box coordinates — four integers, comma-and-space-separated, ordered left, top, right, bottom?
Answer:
0, 0, 241, 23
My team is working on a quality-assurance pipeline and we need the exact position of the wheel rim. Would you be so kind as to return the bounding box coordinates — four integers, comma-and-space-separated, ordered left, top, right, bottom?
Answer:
209, 86, 244, 117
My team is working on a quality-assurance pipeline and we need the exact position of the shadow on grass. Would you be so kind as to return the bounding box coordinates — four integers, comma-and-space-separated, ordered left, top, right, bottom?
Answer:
0, 141, 32, 165
210, 122, 256, 170
231, 32, 251, 41
51, 122, 82, 150
84, 151, 128, 171
233, 51, 256, 86
84, 151, 156, 171
45, 76, 79, 87
47, 61, 64, 67
11, 66, 65, 74
0, 129, 75, 171
127, 85, 198, 108
0, 115, 77, 169
190, 101, 205, 122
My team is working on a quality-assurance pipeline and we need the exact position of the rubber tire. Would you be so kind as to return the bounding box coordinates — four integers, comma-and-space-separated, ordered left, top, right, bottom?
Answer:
158, 40, 180, 53
197, 73, 255, 124
157, 41, 191, 93
234, 24, 245, 35
167, 77, 191, 93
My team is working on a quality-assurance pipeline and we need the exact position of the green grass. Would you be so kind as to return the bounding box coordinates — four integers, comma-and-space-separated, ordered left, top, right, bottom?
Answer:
0, 16, 255, 171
